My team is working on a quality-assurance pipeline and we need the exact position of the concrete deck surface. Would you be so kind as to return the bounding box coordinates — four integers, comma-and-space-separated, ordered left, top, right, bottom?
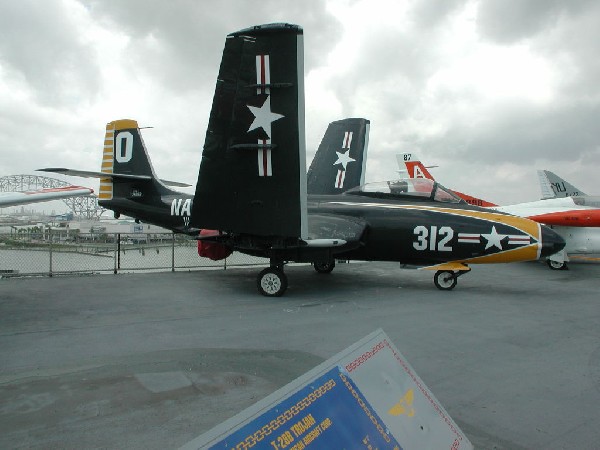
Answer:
1, 259, 599, 449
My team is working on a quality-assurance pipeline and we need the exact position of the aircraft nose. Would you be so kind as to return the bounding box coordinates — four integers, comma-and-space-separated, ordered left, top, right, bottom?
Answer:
539, 225, 566, 258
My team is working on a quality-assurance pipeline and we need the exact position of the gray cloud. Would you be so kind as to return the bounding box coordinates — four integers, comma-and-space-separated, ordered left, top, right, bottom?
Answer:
321, 0, 600, 183
408, 0, 467, 29
475, 0, 596, 44
418, 101, 600, 164
80, 0, 341, 92
1, 0, 600, 205
0, 0, 100, 106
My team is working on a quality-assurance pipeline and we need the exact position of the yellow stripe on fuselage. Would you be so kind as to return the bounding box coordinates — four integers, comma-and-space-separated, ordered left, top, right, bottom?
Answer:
329, 201, 542, 239
423, 242, 541, 270
424, 262, 471, 271
328, 200, 544, 267
461, 242, 540, 264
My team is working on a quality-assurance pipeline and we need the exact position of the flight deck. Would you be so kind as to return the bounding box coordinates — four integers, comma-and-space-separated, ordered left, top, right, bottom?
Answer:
1, 260, 599, 449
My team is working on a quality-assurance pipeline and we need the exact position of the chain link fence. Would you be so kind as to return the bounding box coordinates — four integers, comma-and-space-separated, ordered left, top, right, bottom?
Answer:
0, 232, 269, 277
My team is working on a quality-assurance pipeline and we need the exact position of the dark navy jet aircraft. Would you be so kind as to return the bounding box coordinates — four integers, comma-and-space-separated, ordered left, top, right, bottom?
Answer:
188, 23, 565, 296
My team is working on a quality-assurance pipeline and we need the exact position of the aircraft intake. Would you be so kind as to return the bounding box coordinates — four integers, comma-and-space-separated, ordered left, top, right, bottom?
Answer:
539, 225, 566, 258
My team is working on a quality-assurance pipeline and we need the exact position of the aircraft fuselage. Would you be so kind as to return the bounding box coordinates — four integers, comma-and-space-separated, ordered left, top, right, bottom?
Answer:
308, 192, 563, 266
96, 183, 564, 270
99, 192, 197, 235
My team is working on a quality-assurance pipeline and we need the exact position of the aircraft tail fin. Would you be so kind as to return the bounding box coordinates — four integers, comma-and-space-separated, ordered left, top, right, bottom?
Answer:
97, 119, 178, 201
537, 170, 586, 199
397, 152, 498, 207
397, 153, 436, 180
39, 119, 184, 205
190, 23, 307, 239
307, 118, 370, 194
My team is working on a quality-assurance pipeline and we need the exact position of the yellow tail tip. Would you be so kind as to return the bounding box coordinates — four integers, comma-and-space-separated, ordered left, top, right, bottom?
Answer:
106, 119, 139, 130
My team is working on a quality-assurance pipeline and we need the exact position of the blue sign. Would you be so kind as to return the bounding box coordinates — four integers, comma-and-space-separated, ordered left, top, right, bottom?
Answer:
208, 366, 401, 450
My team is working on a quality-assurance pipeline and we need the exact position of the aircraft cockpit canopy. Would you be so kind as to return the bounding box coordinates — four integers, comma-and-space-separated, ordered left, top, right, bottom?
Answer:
344, 178, 465, 204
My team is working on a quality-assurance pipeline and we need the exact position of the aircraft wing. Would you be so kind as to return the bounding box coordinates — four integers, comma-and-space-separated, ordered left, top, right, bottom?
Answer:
305, 213, 367, 245
197, 213, 366, 252
0, 185, 93, 208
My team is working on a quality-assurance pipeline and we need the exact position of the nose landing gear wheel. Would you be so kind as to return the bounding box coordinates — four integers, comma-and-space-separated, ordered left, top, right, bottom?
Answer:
257, 267, 288, 297
434, 270, 457, 290
547, 259, 568, 270
313, 260, 335, 274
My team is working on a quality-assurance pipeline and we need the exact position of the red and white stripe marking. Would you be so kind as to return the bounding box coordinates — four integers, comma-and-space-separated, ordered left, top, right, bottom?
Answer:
507, 235, 531, 246
256, 55, 270, 95
335, 169, 346, 189
458, 232, 530, 246
342, 131, 353, 149
457, 233, 480, 244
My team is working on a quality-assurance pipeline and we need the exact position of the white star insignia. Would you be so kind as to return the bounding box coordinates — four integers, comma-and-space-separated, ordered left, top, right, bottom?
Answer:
481, 226, 506, 250
247, 95, 284, 139
333, 150, 356, 170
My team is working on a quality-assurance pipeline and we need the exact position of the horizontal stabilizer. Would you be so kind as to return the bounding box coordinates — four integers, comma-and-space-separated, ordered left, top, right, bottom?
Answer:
158, 179, 191, 188
396, 166, 438, 175
38, 168, 190, 187
38, 168, 151, 181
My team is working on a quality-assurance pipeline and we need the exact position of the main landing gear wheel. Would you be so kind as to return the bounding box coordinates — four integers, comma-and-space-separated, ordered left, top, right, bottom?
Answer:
434, 270, 458, 291
313, 260, 336, 274
257, 267, 288, 297
547, 259, 568, 270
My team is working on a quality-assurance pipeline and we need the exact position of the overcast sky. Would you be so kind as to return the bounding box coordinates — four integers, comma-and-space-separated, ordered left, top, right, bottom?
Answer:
1, 0, 599, 212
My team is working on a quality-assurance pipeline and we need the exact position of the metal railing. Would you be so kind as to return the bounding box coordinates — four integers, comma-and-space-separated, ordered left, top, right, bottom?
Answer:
0, 232, 268, 277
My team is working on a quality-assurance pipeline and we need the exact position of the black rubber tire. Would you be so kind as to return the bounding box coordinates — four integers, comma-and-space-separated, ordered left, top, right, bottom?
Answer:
257, 267, 288, 296
547, 259, 568, 270
434, 270, 457, 290
313, 260, 336, 274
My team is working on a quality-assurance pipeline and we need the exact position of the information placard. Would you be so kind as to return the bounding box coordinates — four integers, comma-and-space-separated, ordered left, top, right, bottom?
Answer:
181, 329, 472, 450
